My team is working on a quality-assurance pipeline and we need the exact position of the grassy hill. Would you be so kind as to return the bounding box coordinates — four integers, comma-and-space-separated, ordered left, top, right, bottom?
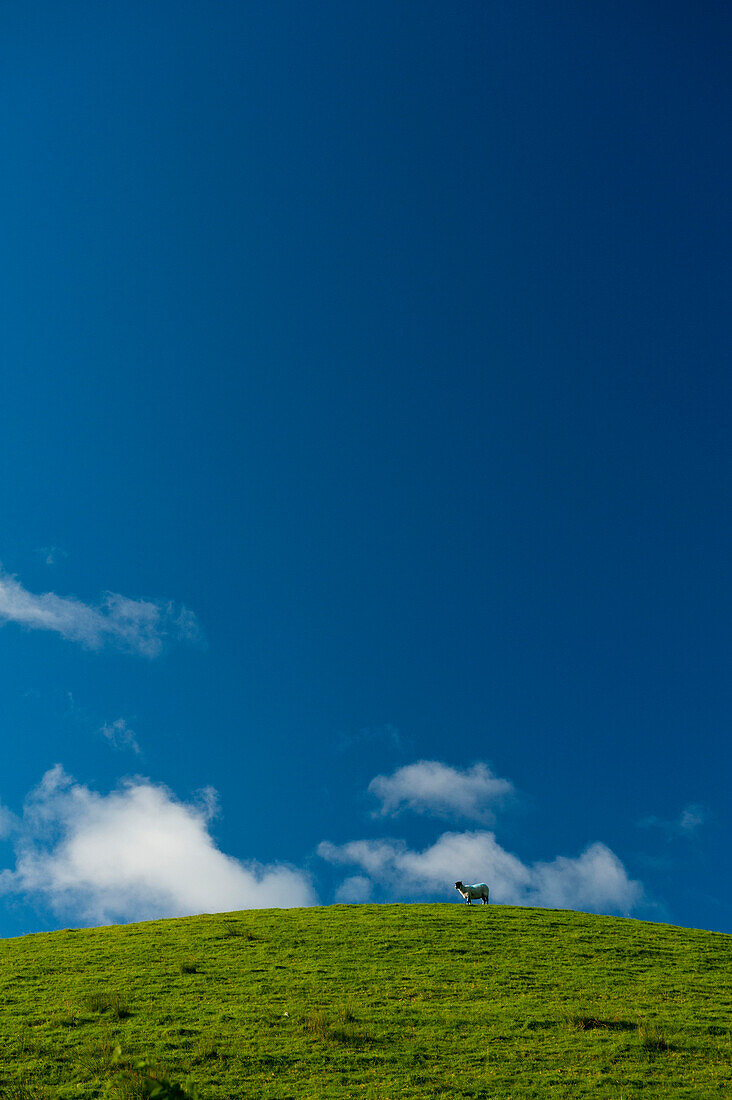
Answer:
0, 904, 730, 1099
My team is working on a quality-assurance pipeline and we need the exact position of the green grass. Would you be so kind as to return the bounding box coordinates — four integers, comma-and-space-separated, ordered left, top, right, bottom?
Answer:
0, 904, 730, 1098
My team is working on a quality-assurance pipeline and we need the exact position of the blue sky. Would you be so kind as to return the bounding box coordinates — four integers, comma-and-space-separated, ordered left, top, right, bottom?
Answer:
0, 1, 730, 935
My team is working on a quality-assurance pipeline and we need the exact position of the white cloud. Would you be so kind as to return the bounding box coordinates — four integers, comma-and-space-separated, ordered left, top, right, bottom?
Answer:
101, 718, 141, 755
0, 767, 315, 923
368, 760, 514, 823
0, 568, 200, 657
318, 831, 642, 916
639, 802, 707, 838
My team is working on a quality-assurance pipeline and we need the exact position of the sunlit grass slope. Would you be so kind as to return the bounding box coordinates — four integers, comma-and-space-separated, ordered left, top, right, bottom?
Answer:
0, 904, 730, 1098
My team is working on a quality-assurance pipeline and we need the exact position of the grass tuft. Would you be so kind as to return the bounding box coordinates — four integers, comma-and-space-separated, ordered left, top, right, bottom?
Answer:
54, 998, 80, 1027
637, 1021, 672, 1052
107, 1048, 200, 1100
220, 923, 255, 940
304, 1008, 330, 1041
304, 1007, 372, 1047
83, 990, 131, 1019
191, 1037, 219, 1065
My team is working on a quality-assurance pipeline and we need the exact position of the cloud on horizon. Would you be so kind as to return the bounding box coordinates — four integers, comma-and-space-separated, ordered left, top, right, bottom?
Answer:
0, 756, 643, 926
319, 831, 642, 915
368, 760, 514, 824
0, 569, 200, 658
321, 758, 644, 916
0, 767, 315, 923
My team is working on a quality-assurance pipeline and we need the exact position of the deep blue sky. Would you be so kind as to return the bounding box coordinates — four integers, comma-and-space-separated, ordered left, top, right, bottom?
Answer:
0, 2, 729, 935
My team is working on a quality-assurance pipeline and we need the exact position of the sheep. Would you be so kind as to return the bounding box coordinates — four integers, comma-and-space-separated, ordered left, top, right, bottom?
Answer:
454, 881, 490, 905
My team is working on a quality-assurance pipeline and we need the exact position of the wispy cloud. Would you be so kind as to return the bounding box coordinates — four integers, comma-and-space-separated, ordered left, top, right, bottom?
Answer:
0, 767, 315, 924
0, 803, 17, 840
37, 546, 68, 567
337, 724, 405, 754
319, 831, 642, 915
101, 718, 140, 755
0, 568, 200, 658
678, 805, 706, 834
638, 803, 707, 838
368, 760, 514, 824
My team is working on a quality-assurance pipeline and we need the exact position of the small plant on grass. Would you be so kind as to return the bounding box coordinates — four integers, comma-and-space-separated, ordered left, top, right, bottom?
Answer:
55, 997, 80, 1027
105, 1048, 200, 1100
304, 1006, 371, 1047
305, 1008, 331, 1041
179, 960, 198, 974
637, 1021, 671, 1053
191, 1036, 219, 1065
220, 922, 256, 941
84, 990, 131, 1020
80, 1039, 118, 1077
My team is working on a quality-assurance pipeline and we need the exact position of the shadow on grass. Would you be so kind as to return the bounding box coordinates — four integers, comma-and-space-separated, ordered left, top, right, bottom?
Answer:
565, 1015, 635, 1032
565, 1014, 674, 1053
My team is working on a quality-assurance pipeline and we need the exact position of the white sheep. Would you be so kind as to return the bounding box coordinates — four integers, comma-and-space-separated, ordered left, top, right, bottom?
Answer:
454, 881, 489, 905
